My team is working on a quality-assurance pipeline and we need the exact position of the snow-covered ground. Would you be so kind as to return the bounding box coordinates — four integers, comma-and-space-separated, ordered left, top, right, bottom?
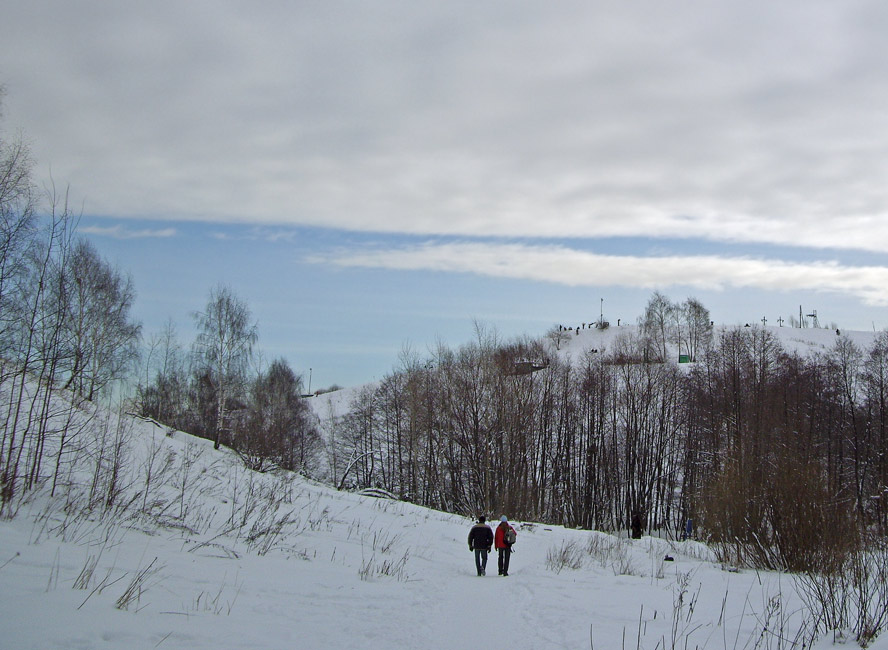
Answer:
0, 417, 882, 649
553, 322, 878, 365
2, 325, 886, 649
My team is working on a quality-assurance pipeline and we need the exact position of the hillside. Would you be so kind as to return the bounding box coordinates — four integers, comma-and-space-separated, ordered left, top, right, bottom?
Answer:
555, 322, 876, 364
3, 325, 888, 648
0, 411, 870, 649
312, 323, 878, 419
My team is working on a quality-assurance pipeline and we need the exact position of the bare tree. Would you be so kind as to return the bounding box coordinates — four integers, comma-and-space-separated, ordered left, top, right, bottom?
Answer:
863, 331, 888, 532
59, 239, 141, 400
640, 291, 674, 362
192, 285, 258, 449
825, 336, 865, 521
1, 188, 77, 510
0, 89, 37, 369
675, 297, 712, 361
546, 325, 570, 351
337, 386, 379, 490
241, 358, 320, 472
137, 319, 187, 429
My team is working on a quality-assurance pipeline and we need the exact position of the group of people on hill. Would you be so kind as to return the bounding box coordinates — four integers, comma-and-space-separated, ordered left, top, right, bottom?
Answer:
467, 515, 517, 576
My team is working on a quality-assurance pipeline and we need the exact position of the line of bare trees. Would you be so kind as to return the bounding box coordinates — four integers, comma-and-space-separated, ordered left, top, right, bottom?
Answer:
327, 322, 687, 535
327, 302, 888, 569
692, 325, 888, 570
0, 97, 142, 514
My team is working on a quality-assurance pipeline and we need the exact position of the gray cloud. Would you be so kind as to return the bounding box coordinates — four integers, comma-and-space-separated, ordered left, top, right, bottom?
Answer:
3, 2, 888, 250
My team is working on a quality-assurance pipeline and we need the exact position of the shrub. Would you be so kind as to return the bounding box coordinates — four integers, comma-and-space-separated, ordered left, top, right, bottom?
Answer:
545, 540, 585, 573
699, 451, 857, 573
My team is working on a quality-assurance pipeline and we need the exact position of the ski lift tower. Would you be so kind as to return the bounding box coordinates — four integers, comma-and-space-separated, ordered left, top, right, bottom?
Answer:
806, 310, 820, 329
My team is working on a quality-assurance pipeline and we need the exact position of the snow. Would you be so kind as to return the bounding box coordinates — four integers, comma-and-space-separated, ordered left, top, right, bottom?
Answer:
0, 426, 881, 650
554, 322, 880, 363
0, 460, 807, 649
3, 326, 888, 649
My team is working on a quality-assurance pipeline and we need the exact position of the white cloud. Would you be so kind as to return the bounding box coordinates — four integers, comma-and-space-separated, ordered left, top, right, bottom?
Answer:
79, 224, 177, 240
4, 2, 888, 251
207, 227, 299, 243
317, 241, 888, 306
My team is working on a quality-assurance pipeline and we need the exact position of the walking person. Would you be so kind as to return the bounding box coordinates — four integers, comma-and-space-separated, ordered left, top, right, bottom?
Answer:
495, 515, 517, 576
467, 516, 494, 576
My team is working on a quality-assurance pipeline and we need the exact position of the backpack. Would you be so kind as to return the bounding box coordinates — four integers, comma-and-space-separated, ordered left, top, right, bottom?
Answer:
505, 527, 516, 545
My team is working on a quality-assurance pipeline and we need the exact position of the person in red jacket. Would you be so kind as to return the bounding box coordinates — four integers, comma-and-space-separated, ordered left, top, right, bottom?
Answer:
495, 515, 517, 576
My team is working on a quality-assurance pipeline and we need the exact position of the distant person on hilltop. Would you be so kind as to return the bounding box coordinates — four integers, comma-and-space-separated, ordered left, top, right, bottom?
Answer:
495, 515, 517, 576
468, 516, 494, 576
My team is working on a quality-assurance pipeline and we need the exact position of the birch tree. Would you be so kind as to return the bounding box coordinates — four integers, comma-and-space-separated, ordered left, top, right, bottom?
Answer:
193, 285, 257, 449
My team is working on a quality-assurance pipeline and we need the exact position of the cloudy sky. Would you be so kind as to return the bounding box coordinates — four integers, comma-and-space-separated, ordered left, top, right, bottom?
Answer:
3, 1, 888, 387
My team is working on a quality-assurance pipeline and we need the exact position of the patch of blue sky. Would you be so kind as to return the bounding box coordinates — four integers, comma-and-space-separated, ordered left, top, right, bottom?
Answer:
79, 216, 888, 388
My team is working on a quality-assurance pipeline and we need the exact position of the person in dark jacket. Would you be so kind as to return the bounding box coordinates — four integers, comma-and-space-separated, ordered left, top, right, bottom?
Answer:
467, 516, 494, 576
495, 515, 517, 576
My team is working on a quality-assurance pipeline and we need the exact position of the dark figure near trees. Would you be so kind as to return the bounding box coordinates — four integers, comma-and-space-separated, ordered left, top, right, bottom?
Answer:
631, 508, 644, 539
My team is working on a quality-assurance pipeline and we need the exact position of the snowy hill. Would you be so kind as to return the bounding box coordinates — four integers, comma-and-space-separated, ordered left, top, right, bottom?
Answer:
3, 325, 888, 648
0, 409, 883, 649
311, 323, 880, 419
554, 322, 878, 365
